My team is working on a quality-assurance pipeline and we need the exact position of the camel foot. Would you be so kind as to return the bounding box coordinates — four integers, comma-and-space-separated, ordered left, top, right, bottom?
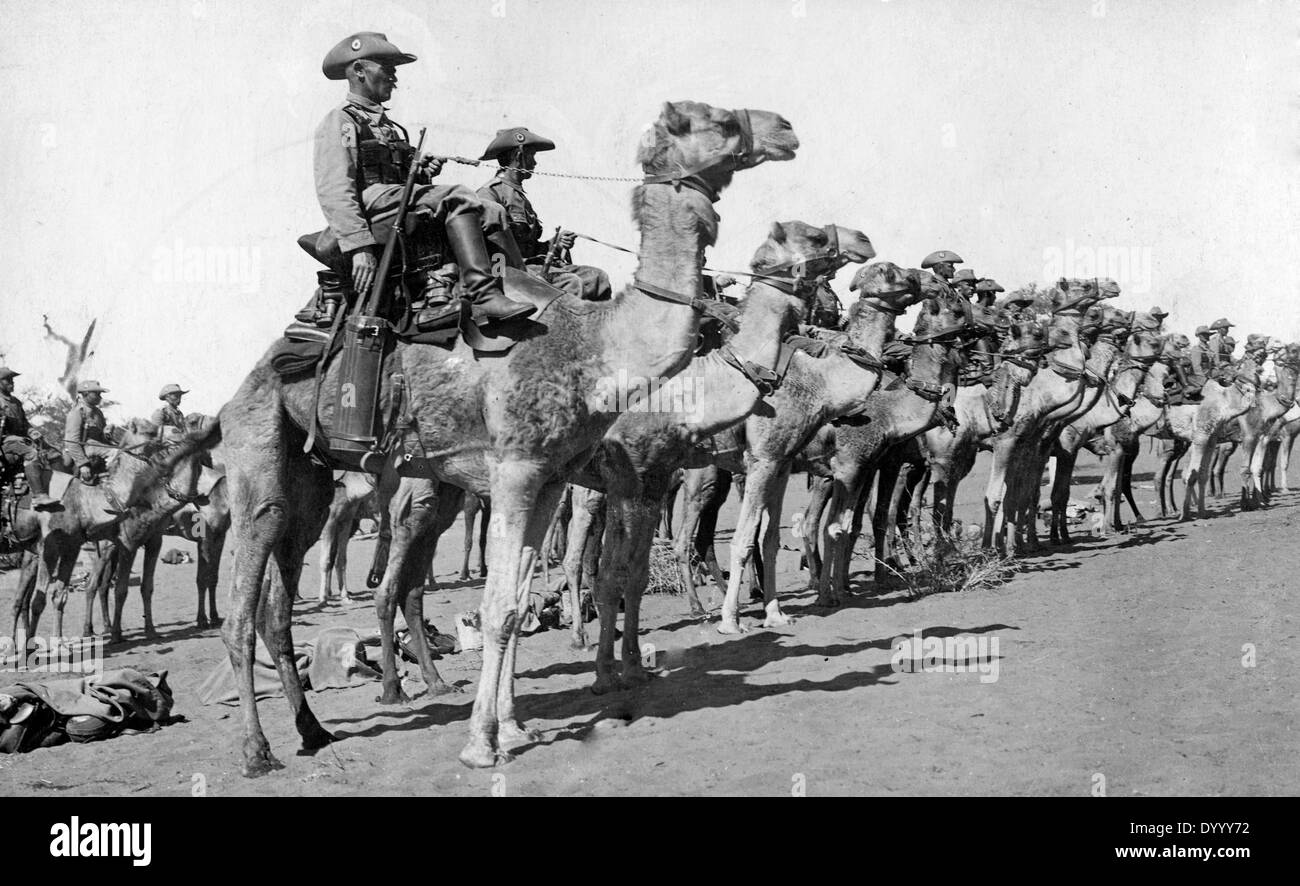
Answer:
569, 637, 591, 651
377, 686, 411, 705
241, 739, 284, 778
424, 680, 463, 697
109, 631, 124, 645
688, 602, 707, 618
458, 739, 513, 769
498, 721, 541, 746
458, 571, 469, 581
144, 626, 160, 640
196, 616, 210, 630
814, 593, 837, 608
715, 617, 749, 635
763, 611, 796, 628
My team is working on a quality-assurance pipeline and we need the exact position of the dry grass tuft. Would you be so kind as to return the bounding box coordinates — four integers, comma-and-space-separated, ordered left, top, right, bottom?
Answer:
645, 541, 684, 595
874, 526, 1020, 598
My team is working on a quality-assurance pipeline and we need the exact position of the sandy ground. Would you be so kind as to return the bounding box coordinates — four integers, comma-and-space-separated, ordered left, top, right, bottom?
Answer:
1, 446, 1296, 797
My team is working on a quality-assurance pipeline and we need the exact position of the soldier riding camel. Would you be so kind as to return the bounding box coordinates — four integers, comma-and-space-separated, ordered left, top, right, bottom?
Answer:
313, 32, 534, 326
921, 249, 964, 282
151, 383, 188, 431
64, 380, 109, 483
0, 366, 55, 510
476, 127, 611, 301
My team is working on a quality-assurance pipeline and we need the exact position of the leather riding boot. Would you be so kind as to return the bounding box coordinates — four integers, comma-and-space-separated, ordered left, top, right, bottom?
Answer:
485, 229, 525, 271
25, 461, 56, 510
988, 371, 1009, 424
444, 214, 535, 325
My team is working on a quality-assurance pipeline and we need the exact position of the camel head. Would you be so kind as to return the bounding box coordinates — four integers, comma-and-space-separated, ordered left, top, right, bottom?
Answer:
849, 261, 920, 313
1271, 342, 1300, 404
121, 414, 220, 511
1043, 278, 1100, 375
639, 101, 799, 198
1140, 359, 1171, 408
749, 221, 875, 324
911, 286, 970, 345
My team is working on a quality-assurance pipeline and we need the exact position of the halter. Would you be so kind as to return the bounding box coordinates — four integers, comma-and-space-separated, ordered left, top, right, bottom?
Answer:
751, 224, 852, 298
640, 107, 756, 203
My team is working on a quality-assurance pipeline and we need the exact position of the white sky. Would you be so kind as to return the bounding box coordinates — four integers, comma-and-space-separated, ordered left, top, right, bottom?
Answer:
1, 0, 1297, 418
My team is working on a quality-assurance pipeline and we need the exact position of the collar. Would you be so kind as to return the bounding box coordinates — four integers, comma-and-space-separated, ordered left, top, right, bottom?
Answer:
344, 92, 387, 115
493, 172, 529, 197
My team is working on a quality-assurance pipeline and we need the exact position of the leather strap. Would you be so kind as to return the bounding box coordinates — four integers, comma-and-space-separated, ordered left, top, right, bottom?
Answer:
634, 278, 740, 332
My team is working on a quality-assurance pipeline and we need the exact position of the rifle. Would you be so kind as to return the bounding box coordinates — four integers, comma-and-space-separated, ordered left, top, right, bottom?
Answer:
361, 127, 427, 317
540, 226, 564, 279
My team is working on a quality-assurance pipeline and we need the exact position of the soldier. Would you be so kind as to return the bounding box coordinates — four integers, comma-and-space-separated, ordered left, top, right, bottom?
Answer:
920, 250, 964, 282
1160, 333, 1196, 404
1243, 333, 1270, 366
951, 269, 978, 301
974, 278, 1004, 308
0, 367, 55, 509
1207, 317, 1234, 366
64, 380, 109, 483
151, 383, 188, 431
476, 127, 612, 301
1219, 334, 1237, 366
314, 32, 532, 324
1148, 305, 1169, 332
988, 288, 1039, 425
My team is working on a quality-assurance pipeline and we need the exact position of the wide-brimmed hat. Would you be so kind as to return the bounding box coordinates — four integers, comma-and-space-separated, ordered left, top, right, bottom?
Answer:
921, 250, 963, 269
0, 366, 18, 381
77, 380, 107, 394
976, 279, 1004, 293
479, 127, 556, 161
1245, 333, 1270, 351
1194, 325, 1211, 336
158, 383, 189, 400
322, 32, 417, 80
1210, 317, 1234, 331
1149, 305, 1169, 318
951, 269, 978, 284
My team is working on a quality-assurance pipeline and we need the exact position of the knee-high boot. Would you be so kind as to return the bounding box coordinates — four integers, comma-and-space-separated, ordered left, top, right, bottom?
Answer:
444, 214, 534, 325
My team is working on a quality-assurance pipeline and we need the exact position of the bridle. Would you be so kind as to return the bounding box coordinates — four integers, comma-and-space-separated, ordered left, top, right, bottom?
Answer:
640, 107, 755, 203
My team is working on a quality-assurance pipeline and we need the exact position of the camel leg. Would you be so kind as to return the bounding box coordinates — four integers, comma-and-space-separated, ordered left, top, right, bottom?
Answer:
618, 497, 660, 684
318, 507, 339, 602
820, 463, 866, 605
1280, 429, 1297, 492
672, 470, 710, 617
874, 460, 904, 580
698, 469, 730, 592
756, 469, 793, 627
493, 478, 564, 748
109, 544, 135, 644
561, 488, 595, 648
197, 523, 226, 628
801, 475, 832, 591
982, 438, 1015, 553
460, 494, 480, 581
398, 483, 464, 696
1119, 444, 1143, 524
335, 518, 354, 602
460, 461, 553, 768
138, 533, 162, 639
373, 476, 435, 705
1239, 434, 1260, 511
1049, 449, 1076, 544
592, 492, 631, 694
719, 460, 783, 634
1182, 436, 1214, 520
366, 473, 395, 590
83, 544, 114, 638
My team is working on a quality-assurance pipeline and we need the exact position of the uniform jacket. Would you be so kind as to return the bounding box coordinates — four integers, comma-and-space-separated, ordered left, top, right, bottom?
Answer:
64, 401, 107, 466
0, 392, 30, 439
314, 93, 428, 254
477, 174, 546, 259
151, 403, 185, 430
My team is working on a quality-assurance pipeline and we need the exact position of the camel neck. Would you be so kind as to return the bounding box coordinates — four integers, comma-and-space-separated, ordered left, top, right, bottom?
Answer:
608, 184, 715, 381
727, 284, 790, 370
845, 301, 900, 355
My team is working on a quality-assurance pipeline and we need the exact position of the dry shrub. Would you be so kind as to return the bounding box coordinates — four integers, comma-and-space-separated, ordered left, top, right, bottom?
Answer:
645, 541, 684, 595
875, 527, 1019, 598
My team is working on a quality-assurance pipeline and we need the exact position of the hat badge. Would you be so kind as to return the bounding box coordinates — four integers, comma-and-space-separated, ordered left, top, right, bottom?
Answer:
351, 38, 362, 50
515, 131, 526, 143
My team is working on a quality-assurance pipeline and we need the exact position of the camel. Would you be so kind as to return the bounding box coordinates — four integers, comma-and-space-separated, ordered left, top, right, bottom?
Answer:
1263, 404, 1300, 493
555, 220, 875, 646
812, 287, 970, 605
216, 101, 800, 774
568, 221, 877, 687
1233, 345, 1300, 510
1084, 359, 1171, 536
717, 260, 939, 633
12, 420, 214, 643
1173, 368, 1260, 520
1041, 320, 1164, 543
980, 281, 1112, 555
166, 465, 230, 628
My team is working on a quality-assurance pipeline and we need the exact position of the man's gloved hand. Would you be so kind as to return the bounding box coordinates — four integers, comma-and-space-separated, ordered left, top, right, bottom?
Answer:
713, 274, 737, 290
351, 247, 378, 296
78, 464, 93, 483
419, 155, 445, 178
557, 229, 577, 250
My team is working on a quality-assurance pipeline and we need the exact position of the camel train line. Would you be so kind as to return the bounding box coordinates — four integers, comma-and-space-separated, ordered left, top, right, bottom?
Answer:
4, 101, 1298, 777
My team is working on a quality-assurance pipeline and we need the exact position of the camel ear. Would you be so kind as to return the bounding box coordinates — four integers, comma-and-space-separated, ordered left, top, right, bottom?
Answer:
769, 221, 787, 243
661, 101, 691, 136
